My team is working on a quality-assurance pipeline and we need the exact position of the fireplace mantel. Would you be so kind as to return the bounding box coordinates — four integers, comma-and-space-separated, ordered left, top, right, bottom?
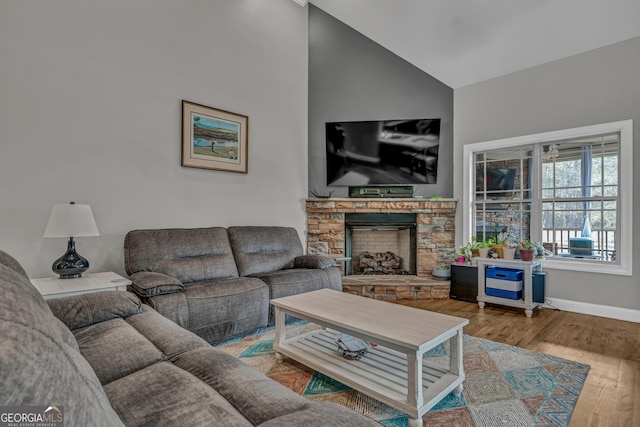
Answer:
306, 198, 457, 277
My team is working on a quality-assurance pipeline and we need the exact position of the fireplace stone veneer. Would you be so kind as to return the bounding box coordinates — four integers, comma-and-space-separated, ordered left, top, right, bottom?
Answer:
306, 198, 457, 300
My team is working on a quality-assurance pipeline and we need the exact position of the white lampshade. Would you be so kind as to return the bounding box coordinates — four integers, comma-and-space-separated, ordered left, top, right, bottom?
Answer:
44, 203, 100, 238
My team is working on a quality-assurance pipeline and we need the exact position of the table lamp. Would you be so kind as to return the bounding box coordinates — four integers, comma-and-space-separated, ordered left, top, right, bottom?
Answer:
43, 201, 100, 279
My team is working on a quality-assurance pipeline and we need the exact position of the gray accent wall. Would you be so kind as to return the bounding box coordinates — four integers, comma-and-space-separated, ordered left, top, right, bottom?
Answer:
309, 6, 453, 198
454, 37, 640, 311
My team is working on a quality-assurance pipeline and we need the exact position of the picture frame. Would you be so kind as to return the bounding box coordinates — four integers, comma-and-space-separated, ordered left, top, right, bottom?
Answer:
181, 100, 248, 173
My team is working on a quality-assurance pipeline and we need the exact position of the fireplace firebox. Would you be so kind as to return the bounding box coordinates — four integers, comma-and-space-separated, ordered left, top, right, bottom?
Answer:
345, 213, 416, 275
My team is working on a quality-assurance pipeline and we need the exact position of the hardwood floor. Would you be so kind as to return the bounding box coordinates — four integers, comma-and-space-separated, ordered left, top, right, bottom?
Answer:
391, 298, 640, 427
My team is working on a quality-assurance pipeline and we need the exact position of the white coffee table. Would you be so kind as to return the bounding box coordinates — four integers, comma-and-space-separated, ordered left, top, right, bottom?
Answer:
31, 272, 131, 300
271, 289, 468, 427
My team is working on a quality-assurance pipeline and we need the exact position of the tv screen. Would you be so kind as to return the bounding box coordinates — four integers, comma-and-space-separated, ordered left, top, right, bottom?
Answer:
476, 168, 517, 192
326, 118, 441, 186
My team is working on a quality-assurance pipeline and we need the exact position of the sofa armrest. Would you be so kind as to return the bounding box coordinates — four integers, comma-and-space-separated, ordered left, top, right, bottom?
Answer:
129, 271, 185, 297
47, 291, 144, 331
294, 255, 337, 270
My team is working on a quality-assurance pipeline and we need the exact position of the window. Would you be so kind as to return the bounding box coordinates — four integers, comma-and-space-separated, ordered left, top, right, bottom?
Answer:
474, 146, 533, 246
541, 136, 619, 262
463, 120, 633, 275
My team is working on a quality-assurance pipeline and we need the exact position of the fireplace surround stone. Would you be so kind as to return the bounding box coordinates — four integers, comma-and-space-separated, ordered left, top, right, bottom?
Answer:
306, 198, 457, 300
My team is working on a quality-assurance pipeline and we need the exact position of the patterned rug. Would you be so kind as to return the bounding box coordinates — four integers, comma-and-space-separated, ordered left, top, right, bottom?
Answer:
212, 322, 589, 426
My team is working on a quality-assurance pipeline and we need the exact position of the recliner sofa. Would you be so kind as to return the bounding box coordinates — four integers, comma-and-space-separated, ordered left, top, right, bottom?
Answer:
0, 249, 380, 427
124, 226, 341, 342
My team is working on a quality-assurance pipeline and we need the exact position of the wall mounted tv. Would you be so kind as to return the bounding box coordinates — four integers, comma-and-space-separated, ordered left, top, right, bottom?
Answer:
326, 118, 441, 186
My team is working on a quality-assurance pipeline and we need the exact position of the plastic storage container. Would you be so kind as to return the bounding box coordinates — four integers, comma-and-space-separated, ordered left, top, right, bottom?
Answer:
486, 266, 523, 281
485, 266, 524, 300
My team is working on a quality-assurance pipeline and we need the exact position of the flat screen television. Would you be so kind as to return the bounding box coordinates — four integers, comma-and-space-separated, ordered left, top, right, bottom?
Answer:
326, 118, 441, 186
475, 168, 517, 195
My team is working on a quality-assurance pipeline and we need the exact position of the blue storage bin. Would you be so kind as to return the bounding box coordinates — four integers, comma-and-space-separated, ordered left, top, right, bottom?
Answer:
486, 287, 522, 300
486, 266, 523, 281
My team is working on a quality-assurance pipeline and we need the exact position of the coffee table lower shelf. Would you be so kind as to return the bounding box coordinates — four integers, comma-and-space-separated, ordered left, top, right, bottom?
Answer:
274, 328, 463, 424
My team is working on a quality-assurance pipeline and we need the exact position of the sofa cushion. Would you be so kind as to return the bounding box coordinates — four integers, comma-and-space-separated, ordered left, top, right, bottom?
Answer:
54, 316, 81, 352
171, 347, 310, 425
123, 306, 209, 358
147, 277, 269, 343
47, 291, 144, 331
129, 271, 184, 297
73, 317, 164, 385
228, 226, 304, 276
156, 254, 233, 284
294, 254, 337, 270
0, 252, 124, 427
124, 228, 239, 281
0, 249, 28, 278
1, 322, 124, 427
255, 268, 341, 300
104, 361, 253, 427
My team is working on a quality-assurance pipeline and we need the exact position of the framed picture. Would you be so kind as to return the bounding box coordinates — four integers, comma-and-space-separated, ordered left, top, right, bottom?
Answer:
182, 100, 248, 173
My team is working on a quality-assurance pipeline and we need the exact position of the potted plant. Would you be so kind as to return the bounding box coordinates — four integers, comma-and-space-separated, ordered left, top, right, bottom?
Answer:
502, 242, 517, 260
455, 245, 468, 264
478, 237, 493, 258
468, 236, 481, 258
491, 229, 508, 258
519, 241, 536, 261
457, 238, 479, 264
534, 242, 545, 258
431, 264, 451, 280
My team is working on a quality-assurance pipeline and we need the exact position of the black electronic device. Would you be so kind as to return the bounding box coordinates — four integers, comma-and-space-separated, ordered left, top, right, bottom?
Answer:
348, 186, 413, 198
326, 118, 441, 186
450, 264, 478, 302
532, 271, 546, 303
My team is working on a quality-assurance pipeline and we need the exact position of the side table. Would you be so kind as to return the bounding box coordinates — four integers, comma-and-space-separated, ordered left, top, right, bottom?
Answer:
31, 271, 131, 300
476, 258, 544, 317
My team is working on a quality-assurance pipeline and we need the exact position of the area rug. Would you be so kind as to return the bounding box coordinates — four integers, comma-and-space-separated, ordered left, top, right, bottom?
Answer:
212, 322, 590, 427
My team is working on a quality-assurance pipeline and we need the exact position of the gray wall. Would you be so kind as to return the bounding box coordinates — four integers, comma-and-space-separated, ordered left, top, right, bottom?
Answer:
0, 0, 309, 278
454, 37, 640, 311
308, 6, 453, 198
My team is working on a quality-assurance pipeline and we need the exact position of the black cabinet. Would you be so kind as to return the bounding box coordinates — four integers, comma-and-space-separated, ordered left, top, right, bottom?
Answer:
450, 264, 478, 302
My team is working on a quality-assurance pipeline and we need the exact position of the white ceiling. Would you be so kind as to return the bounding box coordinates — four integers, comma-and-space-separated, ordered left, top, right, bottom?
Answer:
310, 0, 640, 88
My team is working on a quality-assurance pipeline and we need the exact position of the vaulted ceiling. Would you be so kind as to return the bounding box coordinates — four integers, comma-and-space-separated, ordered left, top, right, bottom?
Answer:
310, 0, 640, 88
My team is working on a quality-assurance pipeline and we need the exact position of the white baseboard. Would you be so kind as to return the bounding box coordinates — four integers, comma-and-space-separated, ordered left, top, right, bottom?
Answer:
543, 298, 640, 323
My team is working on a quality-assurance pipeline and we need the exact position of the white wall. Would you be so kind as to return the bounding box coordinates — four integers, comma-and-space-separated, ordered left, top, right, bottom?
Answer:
454, 37, 640, 313
0, 0, 309, 278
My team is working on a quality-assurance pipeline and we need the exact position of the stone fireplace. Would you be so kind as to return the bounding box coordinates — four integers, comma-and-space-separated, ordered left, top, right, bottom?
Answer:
306, 198, 457, 300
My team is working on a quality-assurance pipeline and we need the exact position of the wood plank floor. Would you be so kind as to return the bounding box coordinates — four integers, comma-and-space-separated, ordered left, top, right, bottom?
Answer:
391, 298, 640, 427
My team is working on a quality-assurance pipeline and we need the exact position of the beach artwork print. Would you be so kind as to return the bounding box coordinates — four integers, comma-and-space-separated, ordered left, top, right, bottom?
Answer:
182, 101, 248, 173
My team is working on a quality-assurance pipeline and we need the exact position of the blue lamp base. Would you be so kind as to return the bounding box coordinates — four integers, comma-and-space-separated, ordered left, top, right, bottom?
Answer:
52, 237, 89, 279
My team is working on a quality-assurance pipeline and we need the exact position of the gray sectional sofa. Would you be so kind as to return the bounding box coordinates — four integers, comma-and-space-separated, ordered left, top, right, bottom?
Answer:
124, 226, 341, 342
0, 249, 380, 427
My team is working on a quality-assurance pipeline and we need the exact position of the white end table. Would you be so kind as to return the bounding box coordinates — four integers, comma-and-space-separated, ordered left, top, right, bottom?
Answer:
476, 258, 544, 317
31, 272, 131, 300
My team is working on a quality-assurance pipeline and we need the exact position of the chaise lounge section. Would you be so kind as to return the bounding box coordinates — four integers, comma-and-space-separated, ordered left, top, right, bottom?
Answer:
124, 226, 341, 343
0, 249, 380, 427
